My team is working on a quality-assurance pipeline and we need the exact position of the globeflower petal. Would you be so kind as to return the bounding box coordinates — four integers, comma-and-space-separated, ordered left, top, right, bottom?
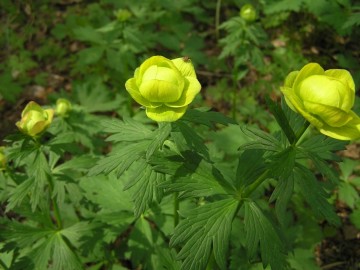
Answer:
138, 56, 178, 80
166, 76, 201, 108
281, 86, 324, 128
319, 111, 360, 140
21, 101, 43, 117
302, 101, 353, 127
146, 105, 187, 122
325, 69, 355, 110
284, 71, 299, 88
293, 63, 324, 93
125, 78, 161, 108
325, 69, 355, 92
139, 65, 184, 103
298, 75, 347, 108
171, 57, 197, 78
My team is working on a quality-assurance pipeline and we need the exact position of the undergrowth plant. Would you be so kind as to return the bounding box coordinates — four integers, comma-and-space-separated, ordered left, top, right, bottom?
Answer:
0, 55, 359, 270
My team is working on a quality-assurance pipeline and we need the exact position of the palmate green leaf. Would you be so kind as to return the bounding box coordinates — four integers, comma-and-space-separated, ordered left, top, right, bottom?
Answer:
52, 155, 97, 173
80, 174, 133, 213
73, 78, 122, 113
31, 232, 82, 270
88, 140, 149, 177
153, 151, 234, 198
1, 220, 54, 247
7, 150, 50, 212
128, 216, 181, 270
239, 125, 283, 152
266, 97, 296, 144
244, 201, 288, 270
123, 159, 166, 217
299, 135, 347, 161
6, 178, 34, 212
298, 135, 346, 184
172, 121, 209, 159
268, 147, 296, 223
294, 164, 340, 225
281, 98, 308, 137
235, 150, 266, 189
338, 182, 359, 209
182, 107, 236, 128
104, 117, 153, 142
146, 122, 171, 160
170, 199, 239, 270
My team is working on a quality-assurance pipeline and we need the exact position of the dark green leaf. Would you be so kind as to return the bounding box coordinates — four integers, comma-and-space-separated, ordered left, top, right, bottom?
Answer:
294, 164, 340, 225
153, 151, 234, 198
170, 199, 238, 270
266, 96, 296, 144
123, 159, 166, 217
235, 150, 266, 189
182, 108, 236, 128
172, 121, 209, 159
88, 140, 149, 177
239, 125, 282, 152
146, 122, 171, 160
244, 201, 288, 270
104, 117, 153, 142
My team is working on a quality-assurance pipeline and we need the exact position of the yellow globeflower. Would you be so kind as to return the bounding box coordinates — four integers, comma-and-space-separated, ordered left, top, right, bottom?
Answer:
281, 63, 360, 140
125, 56, 201, 122
16, 101, 54, 137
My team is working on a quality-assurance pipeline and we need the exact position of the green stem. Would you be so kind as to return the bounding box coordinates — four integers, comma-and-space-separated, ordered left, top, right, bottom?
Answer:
242, 169, 270, 198
294, 121, 311, 146
174, 192, 179, 227
47, 177, 63, 229
215, 0, 222, 40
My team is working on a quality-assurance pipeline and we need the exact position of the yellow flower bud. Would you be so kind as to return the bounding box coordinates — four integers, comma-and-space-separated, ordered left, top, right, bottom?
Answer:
0, 147, 6, 171
281, 63, 360, 140
125, 56, 201, 122
56, 98, 72, 117
16, 101, 54, 137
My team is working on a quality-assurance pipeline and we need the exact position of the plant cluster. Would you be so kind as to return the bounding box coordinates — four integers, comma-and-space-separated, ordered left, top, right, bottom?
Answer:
1, 1, 360, 270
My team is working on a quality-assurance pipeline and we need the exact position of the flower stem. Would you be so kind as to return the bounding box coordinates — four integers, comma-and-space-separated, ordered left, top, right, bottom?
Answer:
215, 0, 222, 40
294, 121, 311, 146
47, 176, 63, 229
174, 192, 179, 227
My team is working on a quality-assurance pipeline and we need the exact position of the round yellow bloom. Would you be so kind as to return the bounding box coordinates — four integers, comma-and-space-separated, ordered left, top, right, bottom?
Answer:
281, 63, 360, 140
16, 101, 54, 137
125, 56, 201, 122
56, 98, 72, 117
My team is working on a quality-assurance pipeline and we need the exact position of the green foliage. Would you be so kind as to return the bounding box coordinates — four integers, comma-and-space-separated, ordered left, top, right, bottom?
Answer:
0, 0, 359, 269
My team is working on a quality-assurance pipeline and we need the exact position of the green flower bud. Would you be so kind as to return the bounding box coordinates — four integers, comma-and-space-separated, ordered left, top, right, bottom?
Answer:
114, 9, 132, 22
281, 63, 360, 140
16, 101, 54, 137
0, 147, 6, 171
125, 56, 201, 122
56, 98, 72, 117
240, 4, 257, 22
